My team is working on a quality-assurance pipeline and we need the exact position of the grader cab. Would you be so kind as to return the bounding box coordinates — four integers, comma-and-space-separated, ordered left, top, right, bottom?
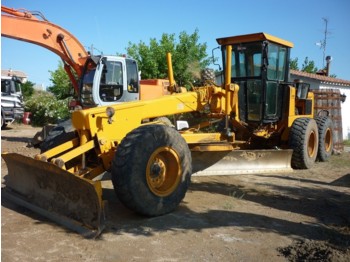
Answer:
2, 32, 334, 237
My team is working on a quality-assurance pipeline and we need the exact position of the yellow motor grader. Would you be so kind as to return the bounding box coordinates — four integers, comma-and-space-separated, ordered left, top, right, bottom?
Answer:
2, 32, 334, 237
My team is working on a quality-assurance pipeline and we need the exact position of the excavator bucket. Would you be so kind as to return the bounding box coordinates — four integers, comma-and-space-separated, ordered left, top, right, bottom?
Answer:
192, 149, 293, 176
1, 153, 105, 238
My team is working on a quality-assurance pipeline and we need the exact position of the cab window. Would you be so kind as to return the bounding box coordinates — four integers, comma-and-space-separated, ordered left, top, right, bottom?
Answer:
126, 59, 139, 93
231, 43, 262, 78
99, 61, 123, 102
267, 44, 287, 81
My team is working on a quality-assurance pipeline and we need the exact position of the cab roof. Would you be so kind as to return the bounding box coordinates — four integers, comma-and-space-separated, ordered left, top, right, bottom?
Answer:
216, 32, 294, 48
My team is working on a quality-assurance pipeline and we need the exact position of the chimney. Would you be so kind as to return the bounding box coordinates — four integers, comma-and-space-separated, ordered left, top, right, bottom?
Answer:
325, 56, 332, 76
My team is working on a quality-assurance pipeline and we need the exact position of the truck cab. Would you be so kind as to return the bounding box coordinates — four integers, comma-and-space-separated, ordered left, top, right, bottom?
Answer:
1, 76, 24, 128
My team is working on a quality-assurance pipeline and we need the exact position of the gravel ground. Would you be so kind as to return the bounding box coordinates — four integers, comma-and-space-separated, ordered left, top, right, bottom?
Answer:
1, 124, 350, 261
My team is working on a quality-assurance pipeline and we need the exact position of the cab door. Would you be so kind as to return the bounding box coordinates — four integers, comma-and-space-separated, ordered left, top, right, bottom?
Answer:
91, 56, 139, 106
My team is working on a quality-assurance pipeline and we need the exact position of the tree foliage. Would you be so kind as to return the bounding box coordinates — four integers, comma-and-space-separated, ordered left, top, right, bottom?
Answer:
290, 56, 337, 77
301, 57, 318, 73
126, 29, 211, 88
290, 57, 319, 73
21, 80, 35, 101
47, 62, 73, 99
24, 90, 70, 126
289, 57, 299, 70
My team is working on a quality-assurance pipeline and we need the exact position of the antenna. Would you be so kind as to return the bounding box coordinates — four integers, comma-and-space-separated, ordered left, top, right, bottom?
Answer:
84, 44, 103, 56
316, 18, 330, 68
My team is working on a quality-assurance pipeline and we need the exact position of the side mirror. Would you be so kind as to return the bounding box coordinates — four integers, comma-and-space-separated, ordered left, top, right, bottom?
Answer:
295, 82, 310, 100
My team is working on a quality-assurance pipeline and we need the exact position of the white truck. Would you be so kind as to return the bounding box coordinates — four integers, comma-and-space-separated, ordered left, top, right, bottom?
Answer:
1, 76, 24, 128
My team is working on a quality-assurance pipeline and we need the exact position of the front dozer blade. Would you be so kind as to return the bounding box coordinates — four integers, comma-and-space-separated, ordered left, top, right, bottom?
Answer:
2, 153, 105, 238
192, 149, 293, 176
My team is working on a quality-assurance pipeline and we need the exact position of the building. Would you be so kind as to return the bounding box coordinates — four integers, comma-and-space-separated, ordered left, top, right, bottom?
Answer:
1, 69, 28, 83
290, 69, 350, 140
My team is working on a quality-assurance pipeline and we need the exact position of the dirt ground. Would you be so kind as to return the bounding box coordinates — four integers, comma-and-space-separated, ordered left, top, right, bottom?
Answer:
1, 124, 350, 262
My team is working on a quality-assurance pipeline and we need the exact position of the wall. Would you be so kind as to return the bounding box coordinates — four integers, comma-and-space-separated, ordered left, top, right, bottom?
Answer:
290, 74, 350, 140
313, 89, 343, 151
319, 84, 350, 141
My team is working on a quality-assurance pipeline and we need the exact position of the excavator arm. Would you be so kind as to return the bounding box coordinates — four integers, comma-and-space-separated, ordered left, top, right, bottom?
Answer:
1, 6, 89, 94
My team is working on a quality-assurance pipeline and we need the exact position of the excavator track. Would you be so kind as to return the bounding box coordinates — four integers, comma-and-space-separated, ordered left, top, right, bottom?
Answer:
2, 153, 105, 238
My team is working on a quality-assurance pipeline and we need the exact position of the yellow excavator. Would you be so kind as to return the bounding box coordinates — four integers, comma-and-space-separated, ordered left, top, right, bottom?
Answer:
2, 7, 334, 237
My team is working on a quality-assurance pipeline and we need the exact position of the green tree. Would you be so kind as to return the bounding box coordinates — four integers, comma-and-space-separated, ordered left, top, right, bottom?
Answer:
301, 57, 318, 73
290, 57, 320, 74
21, 80, 35, 101
289, 57, 299, 70
126, 29, 211, 88
47, 62, 73, 99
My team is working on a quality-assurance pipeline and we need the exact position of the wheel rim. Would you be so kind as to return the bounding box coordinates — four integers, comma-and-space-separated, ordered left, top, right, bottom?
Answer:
146, 147, 181, 197
324, 128, 332, 152
308, 131, 317, 157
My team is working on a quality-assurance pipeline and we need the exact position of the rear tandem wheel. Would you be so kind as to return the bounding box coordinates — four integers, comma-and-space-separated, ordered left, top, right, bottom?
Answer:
315, 116, 334, 162
111, 124, 192, 216
289, 118, 319, 169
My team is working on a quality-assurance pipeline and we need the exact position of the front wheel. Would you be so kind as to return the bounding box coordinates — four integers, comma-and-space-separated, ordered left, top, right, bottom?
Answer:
39, 119, 76, 152
111, 124, 192, 216
289, 118, 319, 169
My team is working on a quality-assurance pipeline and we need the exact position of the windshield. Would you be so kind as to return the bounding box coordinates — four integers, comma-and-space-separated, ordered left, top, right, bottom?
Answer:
1, 79, 22, 94
231, 42, 262, 78
99, 60, 123, 102
101, 61, 123, 85
81, 65, 96, 106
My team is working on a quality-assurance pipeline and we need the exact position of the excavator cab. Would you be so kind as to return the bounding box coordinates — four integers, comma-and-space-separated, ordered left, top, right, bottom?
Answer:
217, 33, 293, 125
79, 56, 140, 108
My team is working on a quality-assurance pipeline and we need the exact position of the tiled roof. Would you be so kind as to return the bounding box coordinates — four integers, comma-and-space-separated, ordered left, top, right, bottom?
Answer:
1, 69, 27, 78
290, 69, 350, 87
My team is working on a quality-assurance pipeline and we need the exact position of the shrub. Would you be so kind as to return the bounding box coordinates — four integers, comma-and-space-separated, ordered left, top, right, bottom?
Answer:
24, 91, 70, 126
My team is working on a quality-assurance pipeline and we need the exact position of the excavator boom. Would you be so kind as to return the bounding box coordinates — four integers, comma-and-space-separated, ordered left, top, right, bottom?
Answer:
1, 6, 88, 93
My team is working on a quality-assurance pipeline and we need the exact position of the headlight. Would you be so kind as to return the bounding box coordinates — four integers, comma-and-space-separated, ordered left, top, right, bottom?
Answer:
106, 107, 115, 124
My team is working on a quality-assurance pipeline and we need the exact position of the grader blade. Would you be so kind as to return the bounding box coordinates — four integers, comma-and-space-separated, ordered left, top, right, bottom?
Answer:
2, 153, 105, 238
192, 149, 293, 176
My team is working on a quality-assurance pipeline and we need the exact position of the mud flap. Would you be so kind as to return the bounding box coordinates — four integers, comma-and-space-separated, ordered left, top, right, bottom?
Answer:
192, 149, 293, 176
2, 153, 105, 238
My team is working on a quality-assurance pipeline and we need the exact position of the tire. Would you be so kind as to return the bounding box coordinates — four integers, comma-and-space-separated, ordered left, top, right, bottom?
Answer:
1, 110, 6, 129
153, 117, 173, 127
201, 68, 215, 82
289, 118, 319, 169
315, 116, 334, 161
40, 119, 77, 152
111, 124, 192, 216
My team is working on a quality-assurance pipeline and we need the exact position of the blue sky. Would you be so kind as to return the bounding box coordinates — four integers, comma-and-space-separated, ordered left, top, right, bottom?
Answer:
1, 0, 349, 88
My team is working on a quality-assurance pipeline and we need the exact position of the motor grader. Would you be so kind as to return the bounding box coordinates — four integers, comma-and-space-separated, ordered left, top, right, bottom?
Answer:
2, 13, 334, 236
